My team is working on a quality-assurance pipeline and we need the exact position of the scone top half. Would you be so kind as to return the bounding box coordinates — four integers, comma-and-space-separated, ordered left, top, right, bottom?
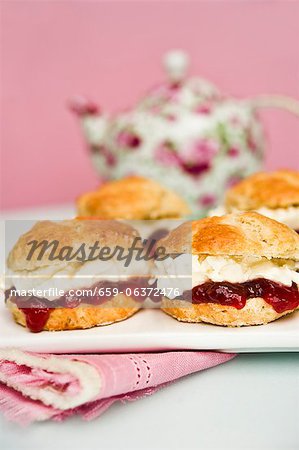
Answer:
77, 176, 190, 220
7, 219, 140, 272
159, 212, 299, 325
224, 169, 299, 231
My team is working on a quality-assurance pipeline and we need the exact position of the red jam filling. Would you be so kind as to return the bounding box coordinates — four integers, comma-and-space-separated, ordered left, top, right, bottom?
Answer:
20, 299, 52, 334
6, 278, 156, 333
190, 278, 299, 313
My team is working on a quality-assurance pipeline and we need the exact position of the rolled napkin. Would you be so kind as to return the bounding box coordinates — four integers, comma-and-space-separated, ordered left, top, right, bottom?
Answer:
0, 349, 235, 425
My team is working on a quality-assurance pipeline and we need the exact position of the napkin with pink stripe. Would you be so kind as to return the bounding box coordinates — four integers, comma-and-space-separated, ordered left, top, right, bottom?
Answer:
0, 349, 235, 425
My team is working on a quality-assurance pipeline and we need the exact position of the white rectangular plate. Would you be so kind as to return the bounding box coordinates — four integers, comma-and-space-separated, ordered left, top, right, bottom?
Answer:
1, 303, 298, 353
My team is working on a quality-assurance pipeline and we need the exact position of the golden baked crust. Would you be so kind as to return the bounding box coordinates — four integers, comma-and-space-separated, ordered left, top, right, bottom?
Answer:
77, 176, 190, 220
8, 219, 140, 272
158, 212, 299, 260
157, 221, 192, 254
225, 169, 299, 211
161, 297, 297, 327
7, 295, 139, 331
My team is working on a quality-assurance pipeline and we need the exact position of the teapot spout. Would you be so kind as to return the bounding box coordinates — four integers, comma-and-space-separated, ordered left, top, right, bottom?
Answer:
69, 96, 108, 147
69, 95, 101, 116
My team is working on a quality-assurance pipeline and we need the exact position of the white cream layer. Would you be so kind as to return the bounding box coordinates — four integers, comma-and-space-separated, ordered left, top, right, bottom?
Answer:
7, 258, 151, 300
192, 255, 299, 287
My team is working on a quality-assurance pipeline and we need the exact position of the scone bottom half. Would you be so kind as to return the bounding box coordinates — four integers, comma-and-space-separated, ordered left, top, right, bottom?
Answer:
6, 296, 140, 333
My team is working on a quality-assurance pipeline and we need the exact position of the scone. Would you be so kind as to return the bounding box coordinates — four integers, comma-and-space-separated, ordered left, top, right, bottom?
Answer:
159, 212, 299, 326
5, 219, 149, 332
224, 169, 299, 231
77, 176, 190, 220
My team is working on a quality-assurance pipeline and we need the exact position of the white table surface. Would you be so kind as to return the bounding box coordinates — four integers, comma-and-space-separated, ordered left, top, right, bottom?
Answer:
1, 206, 299, 449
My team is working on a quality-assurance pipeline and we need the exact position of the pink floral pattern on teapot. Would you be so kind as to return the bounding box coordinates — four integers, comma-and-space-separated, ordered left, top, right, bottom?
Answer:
71, 51, 265, 216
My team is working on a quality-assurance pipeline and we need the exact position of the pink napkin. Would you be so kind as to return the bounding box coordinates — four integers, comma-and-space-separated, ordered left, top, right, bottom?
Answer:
0, 349, 235, 425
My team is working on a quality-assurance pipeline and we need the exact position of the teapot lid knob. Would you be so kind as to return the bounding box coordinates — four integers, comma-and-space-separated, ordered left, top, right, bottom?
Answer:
163, 50, 189, 82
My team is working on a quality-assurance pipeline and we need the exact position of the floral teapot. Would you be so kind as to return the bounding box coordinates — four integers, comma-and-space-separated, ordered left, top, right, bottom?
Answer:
71, 50, 299, 216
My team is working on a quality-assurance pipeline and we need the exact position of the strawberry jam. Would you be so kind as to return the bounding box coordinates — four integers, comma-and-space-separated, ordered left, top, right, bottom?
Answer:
191, 278, 299, 313
21, 306, 52, 333
5, 294, 52, 333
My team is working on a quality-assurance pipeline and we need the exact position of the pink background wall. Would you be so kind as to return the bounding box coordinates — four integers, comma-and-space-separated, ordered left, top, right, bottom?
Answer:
1, 0, 299, 210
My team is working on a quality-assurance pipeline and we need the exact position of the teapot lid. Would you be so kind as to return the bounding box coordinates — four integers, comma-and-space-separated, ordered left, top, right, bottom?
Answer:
138, 50, 222, 115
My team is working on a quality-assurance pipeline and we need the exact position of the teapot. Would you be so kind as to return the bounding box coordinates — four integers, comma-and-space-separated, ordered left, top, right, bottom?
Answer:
71, 50, 299, 216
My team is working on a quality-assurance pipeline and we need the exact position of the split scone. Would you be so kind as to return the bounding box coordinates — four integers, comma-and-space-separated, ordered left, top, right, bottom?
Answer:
224, 169, 299, 231
159, 212, 299, 326
77, 176, 190, 220
5, 220, 149, 332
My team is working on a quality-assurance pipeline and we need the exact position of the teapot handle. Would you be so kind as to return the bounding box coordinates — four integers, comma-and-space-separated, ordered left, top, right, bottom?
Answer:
248, 94, 299, 117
